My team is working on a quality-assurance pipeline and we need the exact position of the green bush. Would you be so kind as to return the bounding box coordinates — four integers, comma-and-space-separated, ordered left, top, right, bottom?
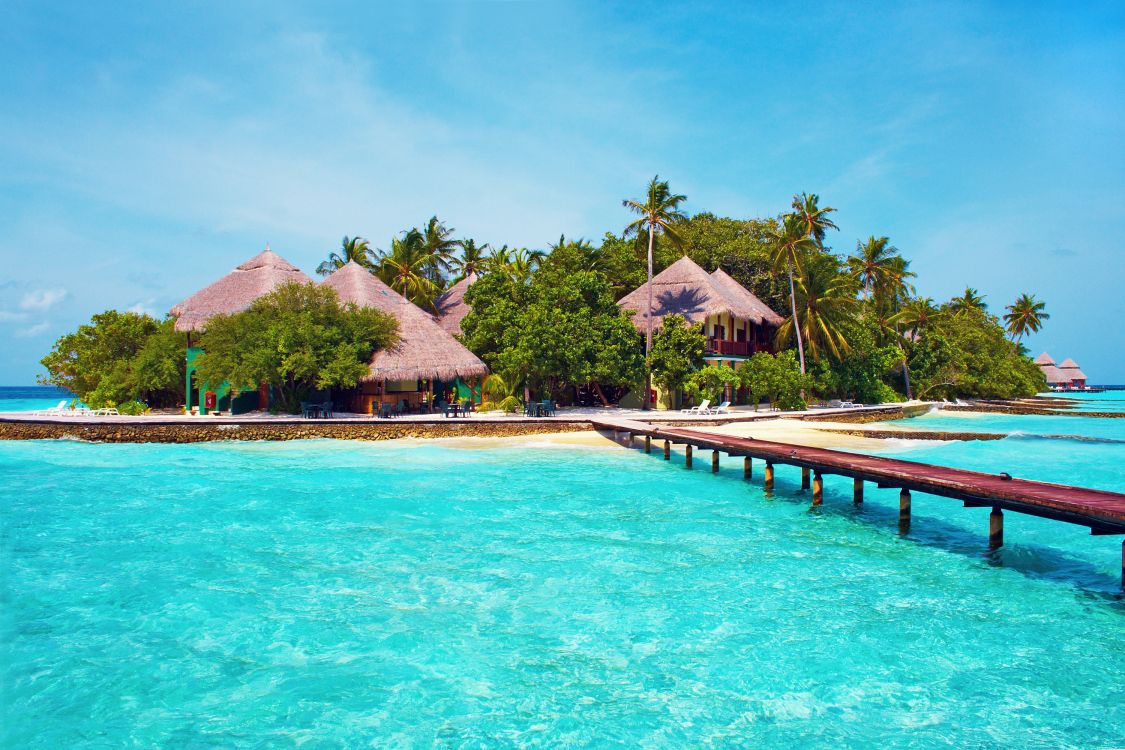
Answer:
116, 400, 148, 415
497, 395, 523, 413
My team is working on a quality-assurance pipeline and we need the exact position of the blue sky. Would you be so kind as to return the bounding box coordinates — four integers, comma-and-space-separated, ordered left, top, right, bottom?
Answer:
2, 1, 1122, 384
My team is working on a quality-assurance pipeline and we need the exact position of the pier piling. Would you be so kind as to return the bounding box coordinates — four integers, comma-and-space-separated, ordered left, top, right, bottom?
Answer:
764, 462, 774, 491
989, 506, 1004, 549
812, 472, 824, 506
853, 478, 864, 505
899, 489, 912, 532
663, 440, 670, 460
712, 450, 720, 473
685, 444, 693, 468
801, 467, 811, 490
645, 435, 651, 454
744, 456, 752, 479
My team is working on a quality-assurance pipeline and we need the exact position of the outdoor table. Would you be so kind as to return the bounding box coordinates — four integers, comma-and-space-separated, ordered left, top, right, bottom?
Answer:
443, 403, 461, 418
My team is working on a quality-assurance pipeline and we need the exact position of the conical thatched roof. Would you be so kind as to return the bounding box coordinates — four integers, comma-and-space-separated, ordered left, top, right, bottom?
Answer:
1041, 365, 1068, 384
171, 248, 312, 332
435, 272, 476, 337
1057, 358, 1088, 381
617, 256, 782, 332
322, 262, 488, 382
1034, 352, 1056, 366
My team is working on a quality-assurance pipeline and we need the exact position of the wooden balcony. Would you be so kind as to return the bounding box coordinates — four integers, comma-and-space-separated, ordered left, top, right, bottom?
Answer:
707, 338, 761, 357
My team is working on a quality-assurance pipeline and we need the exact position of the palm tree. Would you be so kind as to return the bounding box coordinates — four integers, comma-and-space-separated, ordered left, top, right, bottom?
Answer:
483, 245, 513, 275
791, 192, 839, 249
949, 287, 987, 315
623, 176, 688, 409
766, 213, 818, 374
376, 229, 441, 310
316, 236, 374, 276
775, 254, 858, 361
507, 248, 542, 284
419, 216, 461, 285
452, 239, 489, 279
847, 236, 909, 301
893, 297, 945, 336
1004, 293, 1049, 343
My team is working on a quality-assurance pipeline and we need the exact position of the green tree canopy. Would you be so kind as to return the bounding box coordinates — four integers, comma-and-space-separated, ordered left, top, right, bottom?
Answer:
39, 311, 186, 408
649, 314, 707, 397
194, 282, 398, 413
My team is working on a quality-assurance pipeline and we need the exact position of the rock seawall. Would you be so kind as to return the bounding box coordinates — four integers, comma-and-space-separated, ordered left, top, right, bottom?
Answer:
0, 420, 592, 444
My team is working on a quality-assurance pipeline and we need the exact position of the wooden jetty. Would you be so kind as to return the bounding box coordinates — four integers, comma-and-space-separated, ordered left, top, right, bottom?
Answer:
592, 417, 1125, 587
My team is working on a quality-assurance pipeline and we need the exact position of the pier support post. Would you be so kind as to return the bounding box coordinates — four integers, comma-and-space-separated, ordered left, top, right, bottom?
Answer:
685, 444, 693, 468
764, 462, 774, 491
644, 435, 651, 454
712, 450, 720, 473
812, 472, 824, 506
1121, 539, 1124, 590
899, 489, 911, 532
989, 507, 1004, 550
626, 431, 633, 445
853, 478, 864, 505
801, 467, 811, 490
744, 457, 752, 479
663, 440, 670, 460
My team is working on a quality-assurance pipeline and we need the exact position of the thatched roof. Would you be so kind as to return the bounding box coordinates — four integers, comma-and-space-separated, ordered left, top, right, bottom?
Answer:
1057, 358, 1088, 381
617, 255, 783, 332
1034, 352, 1056, 366
321, 262, 488, 382
1041, 365, 1068, 384
171, 248, 312, 332
435, 273, 476, 337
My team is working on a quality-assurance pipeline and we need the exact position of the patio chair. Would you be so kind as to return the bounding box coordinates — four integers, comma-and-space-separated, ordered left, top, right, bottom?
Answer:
460, 399, 473, 417
35, 400, 67, 416
525, 402, 540, 417
680, 399, 711, 415
544, 400, 556, 417
321, 401, 334, 418
396, 400, 407, 416
378, 402, 395, 419
443, 402, 459, 418
94, 407, 120, 416
711, 401, 731, 415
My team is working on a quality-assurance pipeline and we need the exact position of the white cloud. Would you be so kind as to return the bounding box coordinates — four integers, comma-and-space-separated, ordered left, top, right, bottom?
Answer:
127, 300, 159, 317
15, 321, 50, 338
0, 310, 29, 322
20, 288, 68, 311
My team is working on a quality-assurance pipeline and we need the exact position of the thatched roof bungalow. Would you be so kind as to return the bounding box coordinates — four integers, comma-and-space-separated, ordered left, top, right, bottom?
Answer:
322, 262, 488, 383
1036, 352, 1087, 387
170, 247, 312, 333
1057, 358, 1088, 385
435, 272, 477, 337
617, 256, 783, 362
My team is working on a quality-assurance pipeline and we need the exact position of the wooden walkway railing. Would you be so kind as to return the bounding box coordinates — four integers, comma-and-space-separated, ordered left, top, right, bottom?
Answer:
591, 417, 1125, 587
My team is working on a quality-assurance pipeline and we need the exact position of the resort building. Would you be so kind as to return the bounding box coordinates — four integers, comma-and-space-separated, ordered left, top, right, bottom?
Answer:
617, 256, 784, 407
434, 272, 476, 337
320, 262, 488, 413
170, 248, 488, 415
1036, 352, 1090, 390
171, 247, 311, 414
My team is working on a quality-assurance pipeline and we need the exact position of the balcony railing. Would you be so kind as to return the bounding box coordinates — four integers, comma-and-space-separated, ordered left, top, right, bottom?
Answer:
707, 338, 761, 357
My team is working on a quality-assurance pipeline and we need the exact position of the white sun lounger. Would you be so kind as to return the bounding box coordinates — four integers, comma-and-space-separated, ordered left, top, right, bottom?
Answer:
712, 401, 731, 414
34, 400, 68, 416
680, 399, 711, 415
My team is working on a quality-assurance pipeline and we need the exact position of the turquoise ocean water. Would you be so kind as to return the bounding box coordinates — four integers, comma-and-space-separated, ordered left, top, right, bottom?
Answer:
2, 396, 1123, 747
0, 385, 76, 412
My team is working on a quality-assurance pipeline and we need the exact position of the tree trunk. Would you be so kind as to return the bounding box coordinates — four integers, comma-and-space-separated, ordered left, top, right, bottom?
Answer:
902, 351, 913, 400
788, 264, 806, 374
643, 222, 655, 410
592, 382, 611, 407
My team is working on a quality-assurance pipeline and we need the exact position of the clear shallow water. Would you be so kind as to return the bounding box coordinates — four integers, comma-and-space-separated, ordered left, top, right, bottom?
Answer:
1038, 389, 1125, 412
884, 407, 1125, 444
2, 438, 1123, 748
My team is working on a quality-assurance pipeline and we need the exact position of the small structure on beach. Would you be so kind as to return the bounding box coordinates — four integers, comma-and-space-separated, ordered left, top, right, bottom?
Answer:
434, 272, 476, 337
171, 247, 312, 414
321, 262, 488, 413
1036, 352, 1090, 390
617, 256, 784, 407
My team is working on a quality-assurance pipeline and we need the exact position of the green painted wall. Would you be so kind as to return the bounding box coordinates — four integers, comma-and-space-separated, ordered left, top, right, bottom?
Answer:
186, 346, 261, 415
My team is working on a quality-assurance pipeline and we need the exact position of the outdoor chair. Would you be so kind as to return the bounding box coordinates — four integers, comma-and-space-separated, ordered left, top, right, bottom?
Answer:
712, 401, 731, 414
443, 402, 459, 418
378, 403, 395, 419
35, 400, 67, 416
681, 399, 711, 415
525, 402, 540, 417
320, 401, 334, 418
542, 400, 555, 417
460, 399, 473, 417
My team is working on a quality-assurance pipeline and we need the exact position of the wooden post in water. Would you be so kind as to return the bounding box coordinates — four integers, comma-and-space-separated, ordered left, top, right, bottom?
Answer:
626, 431, 633, 446
644, 435, 651, 454
685, 444, 693, 468
812, 472, 824, 506
853, 478, 864, 505
989, 507, 1004, 549
801, 467, 811, 490
1121, 540, 1124, 590
899, 489, 911, 532
764, 462, 774, 490
744, 456, 752, 479
712, 450, 720, 473
663, 440, 670, 460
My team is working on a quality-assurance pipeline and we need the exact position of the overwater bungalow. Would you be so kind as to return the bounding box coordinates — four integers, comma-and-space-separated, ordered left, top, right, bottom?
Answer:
1036, 352, 1090, 390
434, 272, 476, 337
171, 247, 312, 414
1057, 358, 1089, 389
617, 256, 784, 407
321, 262, 488, 413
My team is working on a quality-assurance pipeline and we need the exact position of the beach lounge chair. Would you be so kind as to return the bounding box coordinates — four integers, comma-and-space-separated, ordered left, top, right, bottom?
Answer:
712, 401, 731, 414
35, 400, 68, 416
94, 407, 120, 416
680, 399, 711, 415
